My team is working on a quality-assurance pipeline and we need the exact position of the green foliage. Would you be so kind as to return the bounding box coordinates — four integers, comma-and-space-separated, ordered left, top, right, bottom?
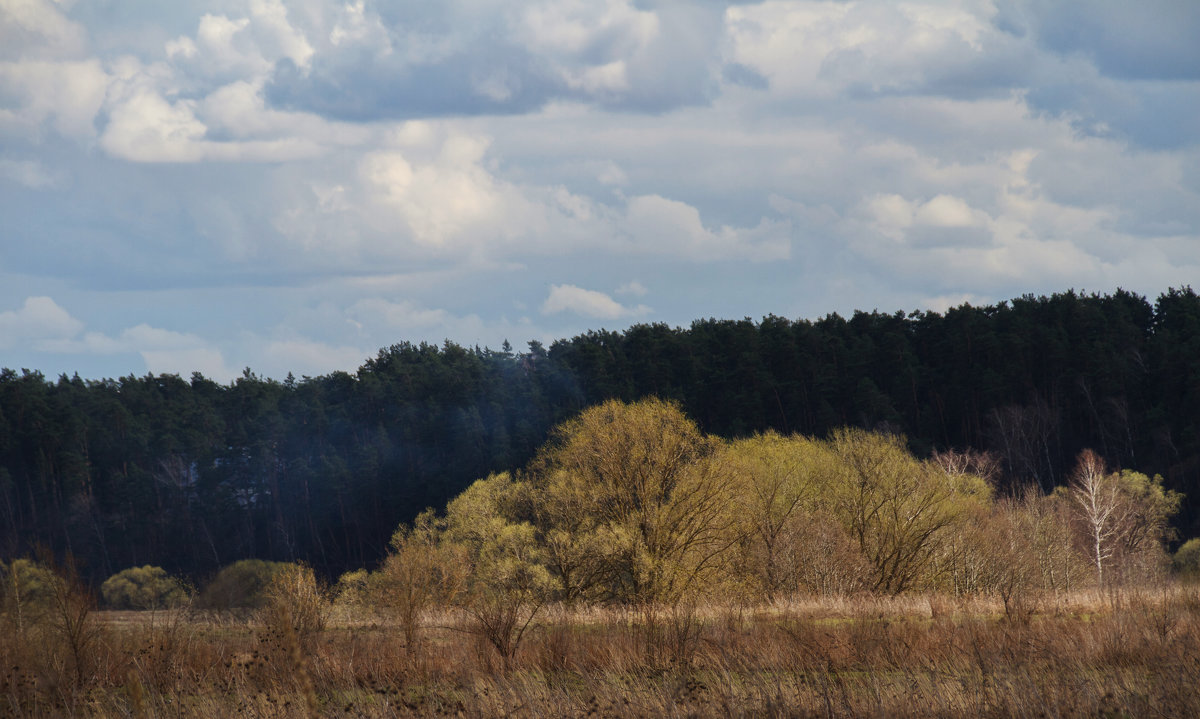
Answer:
827, 428, 991, 595
1173, 539, 1200, 581
196, 559, 294, 610
521, 398, 741, 606
100, 566, 189, 610
442, 472, 552, 662
0, 559, 64, 625
724, 432, 830, 600
2, 287, 1199, 588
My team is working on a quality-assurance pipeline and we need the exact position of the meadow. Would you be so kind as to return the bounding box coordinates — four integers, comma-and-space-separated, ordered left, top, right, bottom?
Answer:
4, 586, 1200, 718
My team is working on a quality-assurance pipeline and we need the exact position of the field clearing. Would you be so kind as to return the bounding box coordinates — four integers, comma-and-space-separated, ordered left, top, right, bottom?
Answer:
5, 585, 1200, 717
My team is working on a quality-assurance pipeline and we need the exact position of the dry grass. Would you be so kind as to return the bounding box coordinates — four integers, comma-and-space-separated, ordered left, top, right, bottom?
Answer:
4, 585, 1200, 717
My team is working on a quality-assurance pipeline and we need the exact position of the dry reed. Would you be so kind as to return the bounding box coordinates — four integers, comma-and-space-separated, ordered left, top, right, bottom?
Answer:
3, 585, 1199, 717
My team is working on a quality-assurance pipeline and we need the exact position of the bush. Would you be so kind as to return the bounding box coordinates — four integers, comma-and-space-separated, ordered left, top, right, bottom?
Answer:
196, 560, 293, 610
100, 566, 189, 610
1, 558, 64, 629
1174, 539, 1200, 582
332, 568, 371, 608
259, 563, 329, 653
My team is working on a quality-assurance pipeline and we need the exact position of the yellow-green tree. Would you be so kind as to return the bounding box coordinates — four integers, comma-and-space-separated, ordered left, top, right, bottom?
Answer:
443, 472, 552, 664
378, 509, 466, 653
723, 432, 829, 600
100, 566, 189, 610
524, 398, 742, 606
827, 429, 990, 594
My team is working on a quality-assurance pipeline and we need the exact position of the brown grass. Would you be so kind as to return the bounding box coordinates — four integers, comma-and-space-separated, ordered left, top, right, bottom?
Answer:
3, 585, 1200, 717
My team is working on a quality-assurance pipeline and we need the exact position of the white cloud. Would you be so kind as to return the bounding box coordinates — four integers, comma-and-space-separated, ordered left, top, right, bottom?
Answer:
141, 347, 231, 380
624, 194, 791, 261
168, 0, 312, 80
516, 0, 659, 97
616, 280, 648, 297
8, 301, 235, 379
100, 87, 208, 162
348, 298, 453, 330
0, 297, 83, 348
0, 59, 109, 138
0, 0, 88, 60
99, 77, 329, 162
916, 194, 979, 228
358, 130, 546, 250
542, 284, 649, 320
257, 338, 364, 377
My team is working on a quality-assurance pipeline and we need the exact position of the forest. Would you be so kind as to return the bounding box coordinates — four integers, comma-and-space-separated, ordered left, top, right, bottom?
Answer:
2, 286, 1199, 587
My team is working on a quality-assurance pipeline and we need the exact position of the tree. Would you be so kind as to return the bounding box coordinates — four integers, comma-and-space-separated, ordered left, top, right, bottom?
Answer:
1066, 450, 1180, 587
828, 429, 990, 594
523, 398, 742, 606
723, 432, 826, 600
377, 509, 465, 653
442, 472, 551, 665
100, 566, 189, 610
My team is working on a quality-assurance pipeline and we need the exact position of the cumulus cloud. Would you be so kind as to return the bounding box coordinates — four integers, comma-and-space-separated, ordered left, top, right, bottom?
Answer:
41, 321, 232, 378
264, 0, 723, 119
2, 0, 1199, 381
0, 0, 88, 61
0, 295, 233, 379
256, 338, 364, 377
359, 134, 524, 247
0, 297, 84, 348
624, 194, 791, 261
0, 59, 109, 138
542, 284, 649, 320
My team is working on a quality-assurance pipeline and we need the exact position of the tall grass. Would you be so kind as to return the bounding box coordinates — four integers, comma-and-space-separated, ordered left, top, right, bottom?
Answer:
3, 585, 1200, 717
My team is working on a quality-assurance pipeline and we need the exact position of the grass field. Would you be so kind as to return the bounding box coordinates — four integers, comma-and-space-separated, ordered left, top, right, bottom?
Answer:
4, 586, 1200, 717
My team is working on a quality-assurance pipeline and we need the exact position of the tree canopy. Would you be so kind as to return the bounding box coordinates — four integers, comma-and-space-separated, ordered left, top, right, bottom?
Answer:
2, 287, 1199, 586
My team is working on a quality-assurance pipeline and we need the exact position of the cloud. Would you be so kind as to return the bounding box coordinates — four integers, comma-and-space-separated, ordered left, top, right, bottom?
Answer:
1, 296, 235, 379
0, 59, 109, 138
0, 297, 84, 348
1008, 0, 1200, 81
624, 194, 791, 261
348, 298, 454, 331
2, 0, 1199, 384
359, 135, 521, 247
263, 0, 723, 119
0, 159, 59, 188
616, 280, 648, 297
141, 347, 231, 380
256, 338, 364, 377
542, 284, 649, 320
98, 72, 330, 162
0, 0, 88, 61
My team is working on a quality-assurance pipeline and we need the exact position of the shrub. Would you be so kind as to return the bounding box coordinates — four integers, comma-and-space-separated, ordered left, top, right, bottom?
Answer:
196, 559, 293, 610
259, 563, 330, 653
332, 568, 371, 608
100, 566, 189, 610
377, 509, 465, 652
0, 558, 64, 628
1174, 539, 1200, 582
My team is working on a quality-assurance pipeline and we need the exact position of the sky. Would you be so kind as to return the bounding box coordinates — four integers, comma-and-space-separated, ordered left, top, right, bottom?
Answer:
2, 0, 1198, 382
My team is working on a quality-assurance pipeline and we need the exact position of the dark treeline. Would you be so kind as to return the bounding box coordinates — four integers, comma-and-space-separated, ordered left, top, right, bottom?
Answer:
2, 287, 1199, 585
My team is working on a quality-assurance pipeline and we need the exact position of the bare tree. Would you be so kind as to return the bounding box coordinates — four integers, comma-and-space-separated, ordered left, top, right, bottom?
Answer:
1068, 450, 1128, 588
1064, 450, 1179, 588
